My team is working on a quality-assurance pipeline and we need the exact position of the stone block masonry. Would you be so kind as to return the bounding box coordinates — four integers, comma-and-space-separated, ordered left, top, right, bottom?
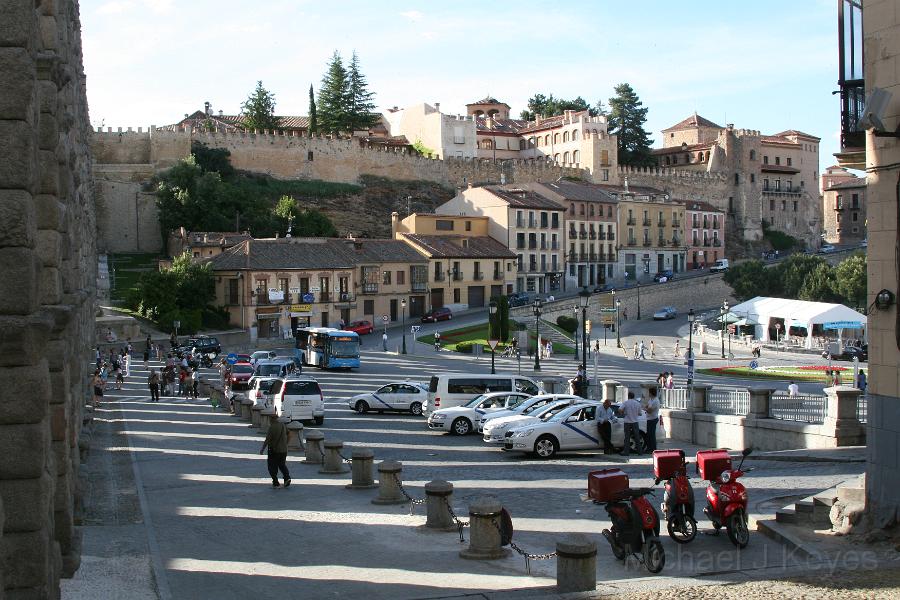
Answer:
0, 0, 97, 597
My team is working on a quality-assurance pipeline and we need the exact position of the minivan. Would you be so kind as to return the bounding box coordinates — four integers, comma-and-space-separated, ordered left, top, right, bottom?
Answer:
272, 376, 325, 425
425, 373, 542, 416
710, 259, 730, 273
253, 358, 297, 379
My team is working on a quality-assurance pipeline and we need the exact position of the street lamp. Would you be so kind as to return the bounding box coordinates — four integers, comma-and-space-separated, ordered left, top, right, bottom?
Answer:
687, 308, 696, 384
573, 305, 580, 361
720, 300, 729, 359
489, 300, 498, 374
615, 298, 622, 348
579, 287, 591, 395
532, 299, 543, 372
401, 298, 408, 355
636, 281, 642, 320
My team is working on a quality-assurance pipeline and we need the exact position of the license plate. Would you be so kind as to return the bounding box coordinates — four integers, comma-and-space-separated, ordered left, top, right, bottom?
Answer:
296, 399, 311, 406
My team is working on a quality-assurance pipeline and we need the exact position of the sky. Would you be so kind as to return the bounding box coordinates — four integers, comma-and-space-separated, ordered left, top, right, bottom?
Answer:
80, 0, 842, 172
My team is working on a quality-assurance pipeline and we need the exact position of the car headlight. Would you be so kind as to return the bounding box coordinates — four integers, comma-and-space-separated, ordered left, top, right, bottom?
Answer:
512, 428, 534, 437
720, 471, 731, 483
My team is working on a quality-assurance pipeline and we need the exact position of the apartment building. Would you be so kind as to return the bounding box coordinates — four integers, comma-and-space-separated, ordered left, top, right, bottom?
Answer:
822, 176, 867, 245
684, 201, 726, 269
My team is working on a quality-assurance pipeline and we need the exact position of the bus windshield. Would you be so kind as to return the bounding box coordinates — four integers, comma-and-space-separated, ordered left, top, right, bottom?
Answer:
329, 339, 359, 358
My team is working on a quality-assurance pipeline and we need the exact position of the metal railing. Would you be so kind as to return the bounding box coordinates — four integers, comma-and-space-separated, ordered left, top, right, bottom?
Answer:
706, 389, 750, 415
857, 394, 867, 424
769, 393, 828, 424
659, 388, 689, 410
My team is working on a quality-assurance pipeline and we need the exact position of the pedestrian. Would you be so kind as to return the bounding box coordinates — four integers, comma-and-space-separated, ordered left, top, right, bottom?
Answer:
165, 367, 175, 396
650, 340, 655, 358
170, 331, 177, 350
100, 362, 110, 389
832, 370, 842, 387
178, 368, 187, 396
260, 417, 291, 488
857, 369, 867, 394
545, 340, 553, 358
597, 398, 618, 454
642, 387, 661, 452
95, 346, 102, 369
154, 342, 162, 361
143, 344, 150, 368
434, 331, 441, 352
148, 369, 160, 402
632, 341, 639, 360
91, 369, 104, 408
657, 372, 666, 387
622, 307, 628, 321
339, 317, 346, 330
114, 362, 124, 390
619, 392, 642, 456
639, 340, 646, 360
674, 339, 681, 358
191, 368, 199, 399
788, 381, 799, 396
665, 372, 674, 389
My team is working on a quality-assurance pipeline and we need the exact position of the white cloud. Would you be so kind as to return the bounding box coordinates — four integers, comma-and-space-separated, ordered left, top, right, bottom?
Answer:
96, 1, 134, 15
143, 0, 173, 14
400, 10, 424, 22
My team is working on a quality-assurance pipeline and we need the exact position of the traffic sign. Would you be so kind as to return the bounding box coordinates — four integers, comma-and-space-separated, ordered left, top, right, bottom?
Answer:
411, 325, 421, 333
686, 357, 695, 380
382, 315, 389, 322
487, 339, 500, 350
749, 360, 759, 370
226, 353, 238, 365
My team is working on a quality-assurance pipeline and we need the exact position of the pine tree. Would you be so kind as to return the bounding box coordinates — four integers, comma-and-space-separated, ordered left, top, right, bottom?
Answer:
240, 81, 279, 131
317, 51, 350, 135
308, 84, 318, 135
608, 83, 654, 167
347, 51, 379, 133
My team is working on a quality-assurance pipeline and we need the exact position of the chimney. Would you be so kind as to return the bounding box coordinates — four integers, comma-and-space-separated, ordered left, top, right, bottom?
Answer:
204, 101, 211, 116
624, 176, 629, 193
391, 211, 400, 238
435, 102, 440, 112
535, 113, 542, 126
218, 110, 223, 116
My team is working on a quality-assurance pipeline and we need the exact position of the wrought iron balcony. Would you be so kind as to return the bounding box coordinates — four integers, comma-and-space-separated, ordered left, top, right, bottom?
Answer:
361, 283, 378, 294
626, 218, 636, 226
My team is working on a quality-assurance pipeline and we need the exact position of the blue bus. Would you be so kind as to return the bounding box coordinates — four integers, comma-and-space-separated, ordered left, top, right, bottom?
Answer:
295, 327, 361, 369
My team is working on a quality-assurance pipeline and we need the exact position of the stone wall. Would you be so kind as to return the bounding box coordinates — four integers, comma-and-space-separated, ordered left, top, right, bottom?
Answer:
0, 0, 96, 596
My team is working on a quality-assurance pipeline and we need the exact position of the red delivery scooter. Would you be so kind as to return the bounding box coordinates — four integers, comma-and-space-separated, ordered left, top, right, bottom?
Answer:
697, 448, 753, 548
653, 449, 697, 543
588, 468, 666, 574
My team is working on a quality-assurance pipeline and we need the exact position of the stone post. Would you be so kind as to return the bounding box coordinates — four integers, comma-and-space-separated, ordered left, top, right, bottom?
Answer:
241, 398, 254, 422
747, 388, 774, 419
459, 496, 510, 560
691, 384, 711, 412
232, 396, 244, 418
556, 534, 597, 593
372, 461, 407, 505
250, 404, 263, 429
319, 439, 350, 474
600, 380, 620, 402
824, 386, 866, 446
260, 407, 276, 433
286, 422, 304, 452
345, 448, 377, 489
303, 430, 325, 464
423, 480, 455, 531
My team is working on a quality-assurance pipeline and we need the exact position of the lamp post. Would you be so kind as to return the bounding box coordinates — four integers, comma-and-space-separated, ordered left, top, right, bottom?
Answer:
489, 300, 498, 374
579, 287, 591, 383
573, 305, 580, 361
636, 281, 641, 320
720, 300, 729, 359
401, 298, 407, 355
532, 299, 543, 372
615, 298, 622, 349
687, 308, 695, 384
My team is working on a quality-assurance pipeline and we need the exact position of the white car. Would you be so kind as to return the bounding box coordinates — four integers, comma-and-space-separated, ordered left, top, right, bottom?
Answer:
272, 376, 325, 425
248, 376, 280, 408
481, 395, 582, 444
250, 350, 277, 367
427, 392, 531, 435
348, 382, 428, 415
504, 402, 648, 459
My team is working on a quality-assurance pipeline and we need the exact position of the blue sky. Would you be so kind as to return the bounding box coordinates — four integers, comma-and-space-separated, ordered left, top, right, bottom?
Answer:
81, 0, 841, 171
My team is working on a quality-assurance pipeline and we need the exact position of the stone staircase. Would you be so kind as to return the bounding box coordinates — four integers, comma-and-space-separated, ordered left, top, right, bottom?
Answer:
521, 318, 575, 349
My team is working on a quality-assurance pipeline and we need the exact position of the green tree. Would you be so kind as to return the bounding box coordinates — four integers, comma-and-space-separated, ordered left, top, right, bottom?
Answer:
833, 253, 867, 308
798, 263, 840, 303
308, 84, 318, 135
497, 295, 510, 342
776, 254, 827, 298
318, 51, 350, 135
273, 195, 298, 233
294, 207, 338, 237
608, 83, 654, 167
723, 260, 774, 301
347, 51, 379, 133
191, 141, 234, 177
241, 81, 279, 131
412, 139, 435, 156
519, 93, 597, 120
127, 252, 215, 331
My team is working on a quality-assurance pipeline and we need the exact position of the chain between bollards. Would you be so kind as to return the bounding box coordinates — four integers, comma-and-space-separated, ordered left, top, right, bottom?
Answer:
391, 472, 426, 515
443, 496, 469, 542
336, 449, 354, 465
491, 518, 556, 574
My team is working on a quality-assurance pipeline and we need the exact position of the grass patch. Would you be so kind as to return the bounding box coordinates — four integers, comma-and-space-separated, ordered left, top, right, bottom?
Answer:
109, 253, 160, 303
699, 365, 850, 383
416, 319, 573, 354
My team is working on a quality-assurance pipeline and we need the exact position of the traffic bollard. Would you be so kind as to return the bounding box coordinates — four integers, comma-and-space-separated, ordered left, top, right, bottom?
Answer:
260, 407, 276, 433
556, 534, 597, 593
303, 430, 325, 464
371, 461, 406, 505
286, 421, 304, 453
250, 404, 263, 429
319, 439, 350, 474
459, 496, 510, 560
345, 448, 377, 489
241, 398, 254, 422
232, 396, 244, 418
424, 480, 455, 531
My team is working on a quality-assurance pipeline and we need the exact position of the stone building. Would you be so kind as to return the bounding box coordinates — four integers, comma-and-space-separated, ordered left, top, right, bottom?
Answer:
166, 229, 253, 262
822, 176, 867, 245
684, 201, 726, 270
1, 0, 97, 596
382, 103, 476, 159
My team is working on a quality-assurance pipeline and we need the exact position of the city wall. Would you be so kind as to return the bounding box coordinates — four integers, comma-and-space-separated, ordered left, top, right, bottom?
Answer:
0, 0, 98, 596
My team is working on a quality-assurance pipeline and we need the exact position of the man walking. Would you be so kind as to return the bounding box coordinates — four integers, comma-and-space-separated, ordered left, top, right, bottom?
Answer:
260, 417, 291, 488
788, 381, 799, 396
148, 369, 160, 402
597, 398, 618, 454
382, 331, 388, 351
619, 392, 642, 456
639, 340, 646, 360
642, 387, 661, 452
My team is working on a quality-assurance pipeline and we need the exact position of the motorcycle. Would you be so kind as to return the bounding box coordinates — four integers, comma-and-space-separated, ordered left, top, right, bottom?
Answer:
653, 449, 697, 544
698, 448, 753, 548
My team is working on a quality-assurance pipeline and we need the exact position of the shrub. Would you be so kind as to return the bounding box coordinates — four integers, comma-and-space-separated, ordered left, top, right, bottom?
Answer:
455, 341, 476, 354
556, 315, 578, 333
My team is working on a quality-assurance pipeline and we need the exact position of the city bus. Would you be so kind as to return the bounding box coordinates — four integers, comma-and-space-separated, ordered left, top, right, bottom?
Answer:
295, 327, 361, 369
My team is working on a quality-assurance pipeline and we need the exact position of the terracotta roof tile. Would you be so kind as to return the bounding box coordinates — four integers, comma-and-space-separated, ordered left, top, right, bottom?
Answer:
537, 181, 618, 203
469, 97, 509, 106
474, 116, 529, 134
484, 186, 566, 210
684, 200, 724, 213
825, 177, 866, 191
661, 114, 722, 132
400, 234, 515, 259
772, 129, 820, 141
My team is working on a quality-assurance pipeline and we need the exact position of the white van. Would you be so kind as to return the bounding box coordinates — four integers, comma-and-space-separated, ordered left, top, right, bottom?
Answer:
272, 376, 325, 425
710, 258, 730, 273
425, 374, 542, 416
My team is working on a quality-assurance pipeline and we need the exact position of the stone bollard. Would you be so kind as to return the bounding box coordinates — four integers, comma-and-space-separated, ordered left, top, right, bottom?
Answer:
250, 404, 263, 429
371, 461, 407, 505
303, 430, 325, 465
556, 534, 597, 593
345, 448, 377, 489
459, 496, 510, 560
232, 396, 244, 418
241, 398, 254, 422
423, 480, 455, 531
260, 407, 276, 433
319, 439, 350, 474
286, 421, 304, 453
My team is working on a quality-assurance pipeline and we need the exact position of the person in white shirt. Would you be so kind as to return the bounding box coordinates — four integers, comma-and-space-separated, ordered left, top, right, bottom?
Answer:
643, 387, 661, 452
788, 381, 799, 396
619, 392, 643, 455
597, 399, 618, 453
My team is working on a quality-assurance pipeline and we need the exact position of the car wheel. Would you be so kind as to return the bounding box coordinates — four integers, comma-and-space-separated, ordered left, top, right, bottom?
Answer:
410, 401, 423, 416
314, 416, 324, 426
534, 435, 558, 459
355, 400, 369, 414
451, 417, 472, 435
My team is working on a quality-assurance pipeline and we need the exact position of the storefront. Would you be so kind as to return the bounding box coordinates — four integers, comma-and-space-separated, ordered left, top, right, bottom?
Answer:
255, 307, 281, 339
289, 303, 313, 334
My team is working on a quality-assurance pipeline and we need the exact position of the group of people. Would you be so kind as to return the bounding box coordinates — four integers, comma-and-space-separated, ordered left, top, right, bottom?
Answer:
593, 389, 661, 456
91, 344, 133, 407
146, 352, 199, 402
655, 371, 676, 389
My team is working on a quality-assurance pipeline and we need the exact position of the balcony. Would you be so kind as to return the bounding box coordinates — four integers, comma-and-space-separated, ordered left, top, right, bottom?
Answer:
703, 240, 711, 247
837, 79, 866, 169
658, 218, 666, 227
642, 219, 651, 227
671, 239, 681, 247
598, 231, 606, 240
589, 253, 598, 262
627, 238, 637, 246
657, 238, 666, 247
703, 220, 710, 229
493, 270, 502, 280
568, 229, 578, 239
361, 283, 378, 294
834, 205, 845, 211
516, 219, 526, 228
713, 239, 722, 247
579, 253, 589, 262
434, 272, 445, 282
762, 189, 801, 197
588, 231, 596, 240
643, 239, 652, 247
579, 231, 587, 240
473, 272, 484, 281
568, 251, 577, 262
318, 291, 331, 303
452, 273, 463, 282
597, 252, 606, 262
411, 282, 427, 292
528, 220, 537, 228
607, 232, 615, 241
672, 220, 680, 228
626, 218, 636, 226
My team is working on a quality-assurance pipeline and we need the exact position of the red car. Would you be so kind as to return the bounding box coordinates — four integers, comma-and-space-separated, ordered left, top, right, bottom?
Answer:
346, 319, 375, 335
228, 362, 254, 389
421, 307, 452, 323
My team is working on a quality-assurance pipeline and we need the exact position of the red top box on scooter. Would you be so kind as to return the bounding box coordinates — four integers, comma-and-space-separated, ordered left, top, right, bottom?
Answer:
696, 449, 732, 481
588, 468, 629, 502
652, 449, 685, 480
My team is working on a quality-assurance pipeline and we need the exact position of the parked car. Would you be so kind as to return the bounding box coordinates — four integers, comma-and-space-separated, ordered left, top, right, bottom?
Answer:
227, 362, 254, 389
426, 373, 542, 416
174, 335, 221, 358
346, 320, 375, 335
347, 381, 429, 415
819, 244, 837, 253
507, 292, 532, 307
272, 375, 325, 425
248, 376, 280, 408
823, 345, 868, 361
653, 270, 675, 283
426, 391, 532, 435
250, 350, 277, 366
653, 306, 678, 320
481, 395, 580, 443
710, 259, 730, 273
421, 307, 453, 323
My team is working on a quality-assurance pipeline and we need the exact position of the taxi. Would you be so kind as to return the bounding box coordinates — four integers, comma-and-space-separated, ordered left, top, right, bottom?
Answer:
481, 395, 581, 444
427, 392, 531, 435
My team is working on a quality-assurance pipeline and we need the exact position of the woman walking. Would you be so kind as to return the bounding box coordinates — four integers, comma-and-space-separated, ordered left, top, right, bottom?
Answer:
148, 369, 160, 402
91, 370, 104, 408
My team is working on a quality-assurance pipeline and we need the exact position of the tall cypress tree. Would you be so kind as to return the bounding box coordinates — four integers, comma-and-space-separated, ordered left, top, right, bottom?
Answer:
240, 81, 279, 131
347, 51, 379, 133
608, 83, 654, 167
317, 51, 350, 135
308, 84, 318, 135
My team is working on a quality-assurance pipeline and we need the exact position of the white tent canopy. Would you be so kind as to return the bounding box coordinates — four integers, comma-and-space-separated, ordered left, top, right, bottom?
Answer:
729, 296, 867, 349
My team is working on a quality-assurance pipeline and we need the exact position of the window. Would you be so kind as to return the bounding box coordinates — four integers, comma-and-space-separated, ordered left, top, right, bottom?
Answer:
382, 270, 392, 285
770, 199, 775, 211
589, 205, 595, 217
453, 288, 461, 303
750, 150, 756, 160
227, 279, 239, 304
851, 193, 859, 208
734, 173, 739, 185
361, 267, 379, 294
852, 212, 859, 222
307, 151, 314, 161
551, 213, 559, 228
563, 131, 569, 143
781, 200, 786, 210
465, 220, 472, 231
775, 179, 781, 190
775, 157, 781, 166
540, 212, 548, 228
572, 130, 578, 141
793, 201, 798, 212
787, 157, 792, 166
837, 195, 843, 209
763, 178, 769, 190
436, 220, 454, 231
750, 174, 756, 183
607, 206, 612, 217
397, 270, 405, 285
516, 232, 525, 249
573, 150, 580, 164
764, 156, 769, 165
602, 169, 609, 181
364, 299, 374, 314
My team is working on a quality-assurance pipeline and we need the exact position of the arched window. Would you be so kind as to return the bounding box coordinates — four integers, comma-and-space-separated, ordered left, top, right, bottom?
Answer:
697, 152, 703, 161
573, 150, 580, 164
553, 132, 560, 144
592, 129, 598, 135
563, 151, 570, 164
706, 151, 710, 161
665, 156, 671, 165
554, 153, 560, 163
544, 134, 550, 145
563, 131, 569, 143
483, 138, 493, 150
487, 109, 499, 117
572, 129, 579, 141
474, 110, 484, 117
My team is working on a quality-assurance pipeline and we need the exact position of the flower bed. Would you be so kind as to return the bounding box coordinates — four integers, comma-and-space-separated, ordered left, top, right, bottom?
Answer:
700, 365, 849, 382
